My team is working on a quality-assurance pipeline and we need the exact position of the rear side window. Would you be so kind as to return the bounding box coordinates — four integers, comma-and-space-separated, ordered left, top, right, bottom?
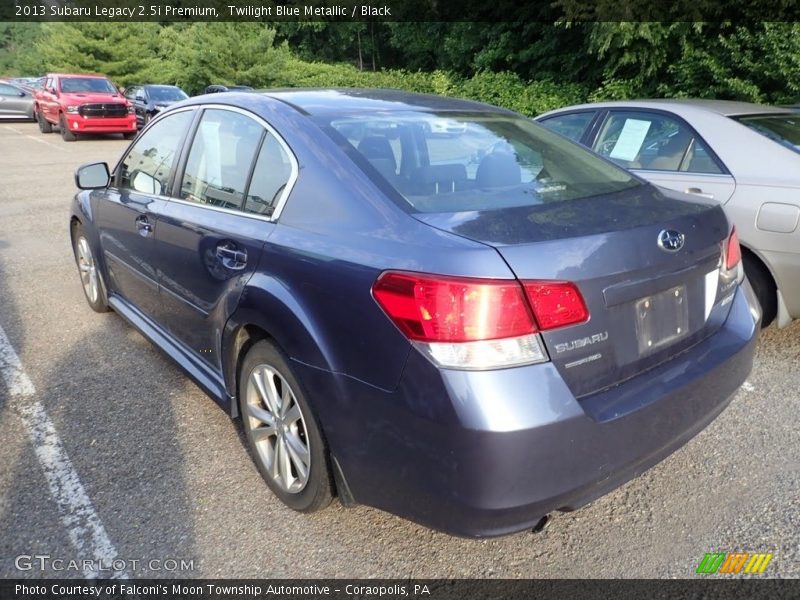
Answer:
180, 109, 264, 210
593, 111, 723, 174
243, 134, 293, 216
322, 111, 639, 213
539, 112, 595, 141
119, 110, 193, 195
0, 83, 21, 96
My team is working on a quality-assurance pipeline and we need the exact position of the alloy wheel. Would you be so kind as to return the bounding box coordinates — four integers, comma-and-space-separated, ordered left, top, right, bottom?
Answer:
76, 237, 99, 304
244, 364, 311, 493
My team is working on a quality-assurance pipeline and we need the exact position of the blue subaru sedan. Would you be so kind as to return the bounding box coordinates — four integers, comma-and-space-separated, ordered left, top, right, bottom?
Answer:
70, 89, 760, 537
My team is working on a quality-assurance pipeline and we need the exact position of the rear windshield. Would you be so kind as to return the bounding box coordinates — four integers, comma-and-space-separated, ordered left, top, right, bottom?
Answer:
733, 114, 800, 154
60, 77, 117, 94
320, 111, 640, 213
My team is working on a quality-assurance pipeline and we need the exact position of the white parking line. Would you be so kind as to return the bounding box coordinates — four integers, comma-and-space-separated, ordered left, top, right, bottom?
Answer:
1, 125, 67, 151
0, 323, 126, 579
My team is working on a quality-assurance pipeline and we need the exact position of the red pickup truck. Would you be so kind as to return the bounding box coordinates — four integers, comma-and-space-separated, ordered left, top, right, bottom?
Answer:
34, 73, 137, 141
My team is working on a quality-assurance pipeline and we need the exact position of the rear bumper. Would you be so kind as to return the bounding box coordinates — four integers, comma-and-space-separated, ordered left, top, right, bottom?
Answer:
297, 281, 760, 538
63, 113, 136, 133
758, 248, 800, 319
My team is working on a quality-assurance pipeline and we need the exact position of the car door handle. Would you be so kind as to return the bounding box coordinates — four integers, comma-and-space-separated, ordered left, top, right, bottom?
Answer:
135, 215, 153, 236
685, 187, 715, 199
216, 244, 247, 270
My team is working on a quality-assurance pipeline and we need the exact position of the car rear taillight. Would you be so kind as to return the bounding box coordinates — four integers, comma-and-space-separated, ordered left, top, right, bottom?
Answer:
523, 282, 589, 330
372, 271, 589, 369
725, 227, 742, 271
372, 272, 536, 342
720, 226, 744, 287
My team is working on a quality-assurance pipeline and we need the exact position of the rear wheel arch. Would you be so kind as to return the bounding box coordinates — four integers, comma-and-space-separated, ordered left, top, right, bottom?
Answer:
227, 323, 270, 418
740, 244, 777, 327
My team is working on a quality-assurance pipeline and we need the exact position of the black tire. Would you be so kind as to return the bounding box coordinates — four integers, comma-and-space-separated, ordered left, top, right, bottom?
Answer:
239, 340, 333, 513
743, 253, 776, 328
144, 111, 153, 126
123, 131, 137, 140
71, 223, 110, 313
60, 114, 77, 141
38, 109, 52, 133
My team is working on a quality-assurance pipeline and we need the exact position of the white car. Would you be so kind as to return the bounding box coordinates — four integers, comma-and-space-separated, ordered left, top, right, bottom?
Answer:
537, 99, 800, 327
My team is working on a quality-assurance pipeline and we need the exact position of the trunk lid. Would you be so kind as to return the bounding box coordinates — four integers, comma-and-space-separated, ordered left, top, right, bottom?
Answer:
416, 184, 736, 398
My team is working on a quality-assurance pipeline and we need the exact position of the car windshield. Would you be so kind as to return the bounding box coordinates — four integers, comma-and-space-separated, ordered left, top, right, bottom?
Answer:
60, 77, 117, 94
733, 114, 800, 154
320, 111, 640, 213
148, 86, 188, 102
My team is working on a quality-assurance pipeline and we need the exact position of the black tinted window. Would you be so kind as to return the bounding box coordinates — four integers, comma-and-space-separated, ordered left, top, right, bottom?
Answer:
180, 109, 264, 210
119, 110, 193, 195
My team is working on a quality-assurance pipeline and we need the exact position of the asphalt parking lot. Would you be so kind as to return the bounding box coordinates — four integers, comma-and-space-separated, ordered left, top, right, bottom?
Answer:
0, 121, 798, 579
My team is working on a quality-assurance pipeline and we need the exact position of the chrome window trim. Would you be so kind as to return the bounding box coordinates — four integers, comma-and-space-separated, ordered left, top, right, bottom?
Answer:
166, 103, 299, 223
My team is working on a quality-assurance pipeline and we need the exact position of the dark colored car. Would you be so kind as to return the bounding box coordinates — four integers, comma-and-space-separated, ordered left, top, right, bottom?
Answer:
123, 84, 189, 129
204, 84, 254, 94
69, 89, 760, 538
0, 80, 35, 120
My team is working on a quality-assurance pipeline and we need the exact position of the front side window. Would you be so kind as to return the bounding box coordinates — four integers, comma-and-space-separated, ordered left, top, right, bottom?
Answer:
321, 111, 639, 213
119, 110, 193, 195
733, 114, 800, 154
593, 111, 723, 174
180, 109, 264, 210
539, 111, 596, 142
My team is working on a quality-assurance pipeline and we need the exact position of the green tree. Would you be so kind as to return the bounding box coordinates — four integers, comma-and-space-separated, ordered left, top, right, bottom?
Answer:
157, 23, 291, 94
35, 22, 162, 86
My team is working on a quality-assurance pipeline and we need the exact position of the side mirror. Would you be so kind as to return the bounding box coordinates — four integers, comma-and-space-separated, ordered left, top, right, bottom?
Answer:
47, 87, 56, 95
135, 95, 146, 102
75, 162, 110, 190
18, 91, 26, 97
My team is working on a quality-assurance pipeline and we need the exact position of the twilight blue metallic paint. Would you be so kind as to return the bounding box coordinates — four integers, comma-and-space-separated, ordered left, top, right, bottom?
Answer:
70, 89, 760, 537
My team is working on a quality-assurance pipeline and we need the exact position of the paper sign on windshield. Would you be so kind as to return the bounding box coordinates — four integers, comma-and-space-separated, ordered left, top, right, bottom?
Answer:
609, 119, 651, 162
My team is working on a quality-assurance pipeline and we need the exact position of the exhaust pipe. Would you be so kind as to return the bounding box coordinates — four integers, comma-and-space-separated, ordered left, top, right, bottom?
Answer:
531, 514, 551, 533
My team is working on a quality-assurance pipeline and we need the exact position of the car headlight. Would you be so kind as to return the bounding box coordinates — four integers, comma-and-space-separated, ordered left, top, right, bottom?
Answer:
66, 105, 79, 114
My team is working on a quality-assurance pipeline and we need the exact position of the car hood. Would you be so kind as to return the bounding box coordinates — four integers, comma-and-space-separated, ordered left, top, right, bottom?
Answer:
62, 92, 127, 104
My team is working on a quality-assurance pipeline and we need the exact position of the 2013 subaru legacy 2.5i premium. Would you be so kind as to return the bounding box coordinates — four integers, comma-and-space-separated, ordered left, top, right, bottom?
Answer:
69, 89, 760, 538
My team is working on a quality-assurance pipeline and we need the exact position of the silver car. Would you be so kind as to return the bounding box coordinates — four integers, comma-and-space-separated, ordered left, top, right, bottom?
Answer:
0, 80, 35, 120
537, 100, 800, 327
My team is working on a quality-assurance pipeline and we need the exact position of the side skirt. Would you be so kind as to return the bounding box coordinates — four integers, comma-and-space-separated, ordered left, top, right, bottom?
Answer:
107, 294, 233, 414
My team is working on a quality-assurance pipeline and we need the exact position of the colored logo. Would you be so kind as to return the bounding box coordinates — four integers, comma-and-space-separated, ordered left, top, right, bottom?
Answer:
657, 229, 685, 253
696, 552, 773, 574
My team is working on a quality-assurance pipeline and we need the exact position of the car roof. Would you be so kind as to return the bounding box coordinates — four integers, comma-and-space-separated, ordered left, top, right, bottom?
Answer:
259, 88, 513, 116
543, 98, 792, 118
